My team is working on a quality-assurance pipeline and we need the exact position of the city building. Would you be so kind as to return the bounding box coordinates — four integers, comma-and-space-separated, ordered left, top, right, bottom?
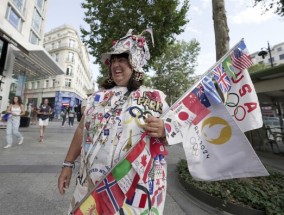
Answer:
24, 25, 94, 118
0, 0, 64, 112
251, 42, 284, 67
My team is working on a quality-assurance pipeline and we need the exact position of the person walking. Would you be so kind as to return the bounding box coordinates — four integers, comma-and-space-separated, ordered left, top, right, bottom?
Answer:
37, 98, 51, 142
68, 107, 75, 127
61, 107, 68, 127
30, 104, 37, 125
58, 29, 169, 214
4, 96, 25, 149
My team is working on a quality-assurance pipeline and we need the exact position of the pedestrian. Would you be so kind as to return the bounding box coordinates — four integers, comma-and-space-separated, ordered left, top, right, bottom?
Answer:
37, 98, 51, 142
30, 104, 37, 125
61, 107, 68, 127
68, 107, 75, 127
4, 96, 25, 149
58, 29, 169, 214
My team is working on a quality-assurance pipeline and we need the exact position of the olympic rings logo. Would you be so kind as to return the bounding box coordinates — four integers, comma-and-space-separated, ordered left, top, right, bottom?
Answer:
123, 106, 153, 127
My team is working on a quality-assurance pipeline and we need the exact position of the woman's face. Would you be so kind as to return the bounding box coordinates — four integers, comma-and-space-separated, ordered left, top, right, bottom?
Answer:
110, 55, 133, 87
14, 97, 19, 103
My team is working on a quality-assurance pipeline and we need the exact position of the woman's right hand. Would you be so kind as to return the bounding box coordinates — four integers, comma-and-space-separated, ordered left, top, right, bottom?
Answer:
58, 167, 73, 195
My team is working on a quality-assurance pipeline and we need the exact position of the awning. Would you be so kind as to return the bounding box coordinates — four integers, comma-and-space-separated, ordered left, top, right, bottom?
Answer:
13, 45, 64, 80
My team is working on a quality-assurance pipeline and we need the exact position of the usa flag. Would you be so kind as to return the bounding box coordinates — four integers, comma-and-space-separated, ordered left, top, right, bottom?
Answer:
231, 40, 253, 72
212, 64, 232, 93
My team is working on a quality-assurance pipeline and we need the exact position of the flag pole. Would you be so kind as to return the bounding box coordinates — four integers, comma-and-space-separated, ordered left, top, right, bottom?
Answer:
167, 38, 244, 115
70, 38, 244, 214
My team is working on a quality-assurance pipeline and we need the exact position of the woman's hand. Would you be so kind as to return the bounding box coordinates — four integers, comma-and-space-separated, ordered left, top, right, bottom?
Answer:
143, 116, 166, 138
58, 167, 73, 195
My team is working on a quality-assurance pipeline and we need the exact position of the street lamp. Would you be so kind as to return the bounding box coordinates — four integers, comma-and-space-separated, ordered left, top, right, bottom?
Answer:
258, 41, 273, 67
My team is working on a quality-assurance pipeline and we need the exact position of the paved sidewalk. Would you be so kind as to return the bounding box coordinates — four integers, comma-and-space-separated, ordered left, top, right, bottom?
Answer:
1, 120, 282, 215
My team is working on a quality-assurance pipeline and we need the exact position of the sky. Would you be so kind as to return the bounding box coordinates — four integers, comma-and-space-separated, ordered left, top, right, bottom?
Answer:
45, 0, 284, 79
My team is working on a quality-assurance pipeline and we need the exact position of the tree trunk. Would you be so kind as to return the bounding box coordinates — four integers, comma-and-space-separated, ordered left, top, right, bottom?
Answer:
212, 0, 230, 61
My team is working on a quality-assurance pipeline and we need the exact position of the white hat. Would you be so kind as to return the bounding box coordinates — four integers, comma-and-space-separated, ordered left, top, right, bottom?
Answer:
101, 28, 154, 73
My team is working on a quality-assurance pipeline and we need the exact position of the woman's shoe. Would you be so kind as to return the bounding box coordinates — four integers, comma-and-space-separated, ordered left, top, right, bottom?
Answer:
39, 136, 43, 143
3, 144, 12, 149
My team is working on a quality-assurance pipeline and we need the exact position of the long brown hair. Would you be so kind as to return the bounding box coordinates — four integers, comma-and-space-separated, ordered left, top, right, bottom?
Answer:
11, 96, 23, 105
100, 53, 143, 92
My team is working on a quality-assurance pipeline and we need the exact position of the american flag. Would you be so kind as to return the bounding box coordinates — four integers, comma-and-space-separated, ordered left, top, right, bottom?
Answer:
202, 75, 222, 104
231, 40, 253, 72
212, 64, 232, 93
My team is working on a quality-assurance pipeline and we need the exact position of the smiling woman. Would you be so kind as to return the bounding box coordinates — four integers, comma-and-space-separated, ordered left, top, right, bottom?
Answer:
58, 29, 172, 215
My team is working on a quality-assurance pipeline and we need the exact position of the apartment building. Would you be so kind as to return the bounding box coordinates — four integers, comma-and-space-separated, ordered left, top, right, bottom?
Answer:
251, 42, 284, 66
0, 0, 64, 112
24, 25, 93, 118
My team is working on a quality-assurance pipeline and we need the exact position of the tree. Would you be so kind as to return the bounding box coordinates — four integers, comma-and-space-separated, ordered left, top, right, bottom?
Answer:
248, 63, 268, 74
151, 40, 200, 105
254, 0, 284, 16
212, 0, 230, 60
80, 0, 189, 81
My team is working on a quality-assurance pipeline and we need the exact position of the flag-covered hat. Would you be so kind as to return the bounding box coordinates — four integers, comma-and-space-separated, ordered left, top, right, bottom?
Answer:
101, 28, 154, 73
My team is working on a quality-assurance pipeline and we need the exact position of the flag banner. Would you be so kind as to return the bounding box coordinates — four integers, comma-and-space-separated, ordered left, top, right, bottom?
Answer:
181, 98, 268, 180
96, 174, 125, 215
212, 64, 232, 94
231, 40, 253, 72
224, 69, 263, 132
73, 191, 102, 215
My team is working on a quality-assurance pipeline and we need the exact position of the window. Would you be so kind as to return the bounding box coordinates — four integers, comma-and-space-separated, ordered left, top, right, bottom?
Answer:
37, 81, 40, 89
6, 6, 22, 30
44, 80, 49, 88
31, 82, 35, 89
55, 53, 59, 62
57, 40, 61, 48
52, 79, 56, 88
66, 66, 73, 76
69, 39, 75, 48
36, 0, 44, 12
12, 0, 25, 12
280, 54, 284, 60
68, 52, 74, 62
30, 31, 39, 45
65, 78, 72, 87
32, 9, 41, 33
277, 47, 282, 52
268, 57, 274, 63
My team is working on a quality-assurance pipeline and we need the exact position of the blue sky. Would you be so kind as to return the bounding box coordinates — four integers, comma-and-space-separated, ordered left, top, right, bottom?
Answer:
45, 0, 284, 78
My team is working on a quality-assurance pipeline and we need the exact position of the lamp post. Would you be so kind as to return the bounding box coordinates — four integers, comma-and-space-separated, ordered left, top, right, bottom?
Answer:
258, 41, 273, 67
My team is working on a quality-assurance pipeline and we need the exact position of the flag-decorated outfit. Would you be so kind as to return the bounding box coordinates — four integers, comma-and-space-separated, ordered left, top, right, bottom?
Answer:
69, 85, 169, 215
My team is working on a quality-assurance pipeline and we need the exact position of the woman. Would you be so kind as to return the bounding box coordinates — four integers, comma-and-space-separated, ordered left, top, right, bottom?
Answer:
58, 29, 169, 214
4, 96, 25, 149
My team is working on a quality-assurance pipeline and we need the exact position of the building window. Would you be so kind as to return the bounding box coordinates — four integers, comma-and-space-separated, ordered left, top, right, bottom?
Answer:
66, 66, 73, 76
277, 47, 283, 52
65, 78, 72, 88
55, 53, 59, 62
69, 39, 75, 48
32, 9, 42, 33
31, 82, 35, 89
44, 80, 49, 88
68, 52, 74, 62
30, 31, 39, 45
36, 0, 45, 12
58, 40, 61, 48
268, 57, 274, 63
12, 0, 25, 12
37, 81, 40, 88
52, 79, 56, 88
279, 54, 284, 60
6, 6, 22, 30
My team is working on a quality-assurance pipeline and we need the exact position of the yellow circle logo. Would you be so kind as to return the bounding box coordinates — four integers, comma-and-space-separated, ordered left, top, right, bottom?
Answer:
201, 117, 232, 145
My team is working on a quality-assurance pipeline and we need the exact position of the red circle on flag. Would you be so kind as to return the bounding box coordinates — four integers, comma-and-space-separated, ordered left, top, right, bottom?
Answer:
178, 111, 189, 121
165, 123, 171, 133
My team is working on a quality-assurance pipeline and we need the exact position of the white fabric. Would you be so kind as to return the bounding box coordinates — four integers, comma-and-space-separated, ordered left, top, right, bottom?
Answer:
39, 118, 49, 126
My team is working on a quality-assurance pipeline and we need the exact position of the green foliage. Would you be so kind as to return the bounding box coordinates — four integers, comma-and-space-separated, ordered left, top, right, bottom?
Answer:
248, 63, 268, 74
254, 0, 284, 17
151, 40, 200, 105
177, 159, 284, 215
81, 0, 189, 81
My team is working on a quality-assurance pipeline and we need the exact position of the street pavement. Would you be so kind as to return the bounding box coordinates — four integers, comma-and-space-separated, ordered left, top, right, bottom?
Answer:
1, 120, 283, 215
